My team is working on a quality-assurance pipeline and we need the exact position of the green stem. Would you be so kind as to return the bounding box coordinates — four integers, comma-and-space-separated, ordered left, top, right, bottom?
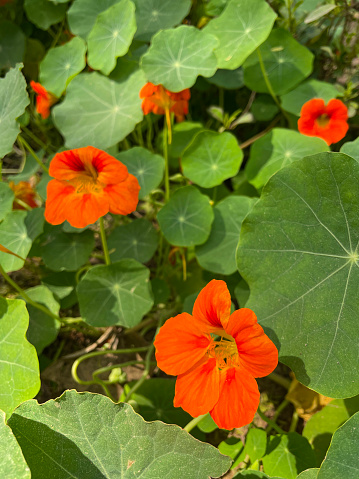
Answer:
256, 49, 281, 109
287, 0, 293, 33
17, 135, 49, 174
163, 120, 170, 203
99, 217, 111, 266
266, 399, 290, 434
0, 263, 61, 322
183, 413, 208, 433
267, 372, 291, 390
257, 407, 287, 435
145, 115, 154, 152
22, 126, 51, 152
289, 411, 299, 432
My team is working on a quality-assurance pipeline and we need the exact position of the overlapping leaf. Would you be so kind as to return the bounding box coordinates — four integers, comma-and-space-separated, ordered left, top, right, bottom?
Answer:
67, 0, 120, 39
24, 0, 67, 30
0, 410, 30, 479
0, 183, 14, 221
0, 211, 32, 273
237, 153, 359, 398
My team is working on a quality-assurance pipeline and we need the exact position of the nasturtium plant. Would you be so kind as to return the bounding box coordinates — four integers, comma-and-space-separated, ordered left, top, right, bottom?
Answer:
0, 410, 30, 479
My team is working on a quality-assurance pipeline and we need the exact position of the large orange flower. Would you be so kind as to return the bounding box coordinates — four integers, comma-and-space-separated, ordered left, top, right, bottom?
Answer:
30, 81, 57, 119
154, 280, 278, 430
298, 98, 348, 145
140, 83, 190, 122
45, 146, 140, 228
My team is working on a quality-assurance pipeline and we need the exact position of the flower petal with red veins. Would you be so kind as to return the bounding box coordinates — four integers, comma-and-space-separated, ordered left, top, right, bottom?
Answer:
45, 180, 76, 225
226, 309, 278, 378
174, 358, 219, 417
64, 192, 109, 228
210, 367, 260, 430
192, 279, 231, 332
154, 313, 211, 376
105, 174, 140, 216
86, 147, 128, 184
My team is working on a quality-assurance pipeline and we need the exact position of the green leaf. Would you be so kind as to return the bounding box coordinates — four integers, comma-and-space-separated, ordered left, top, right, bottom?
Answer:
39, 36, 86, 97
0, 21, 25, 70
8, 391, 232, 478
167, 121, 204, 161
108, 218, 158, 263
67, 0, 120, 39
0, 183, 15, 222
237, 152, 359, 398
77, 259, 154, 327
280, 79, 340, 116
182, 131, 243, 188
245, 128, 329, 189
0, 211, 32, 273
303, 395, 359, 466
262, 433, 316, 479
40, 227, 95, 272
0, 63, 29, 159
304, 4, 337, 23
141, 25, 218, 91
233, 472, 283, 479
0, 299, 40, 418
317, 412, 359, 479
340, 137, 359, 162
296, 469, 320, 479
206, 67, 244, 89
22, 286, 61, 354
87, 0, 136, 75
116, 146, 164, 199
24, 0, 67, 30
24, 207, 45, 241
251, 94, 279, 121
53, 70, 145, 149
204, 0, 277, 70
243, 29, 314, 95
218, 437, 246, 469
0, 410, 30, 479
151, 278, 170, 304
245, 428, 267, 464
197, 413, 218, 433
133, 0, 191, 42
196, 196, 256, 275
157, 186, 214, 247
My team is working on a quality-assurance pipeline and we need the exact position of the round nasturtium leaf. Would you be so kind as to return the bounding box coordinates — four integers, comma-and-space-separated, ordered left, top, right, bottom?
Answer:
24, 0, 67, 30
340, 137, 359, 163
39, 37, 86, 97
0, 63, 29, 160
40, 227, 95, 272
237, 152, 359, 398
8, 391, 232, 478
77, 259, 154, 327
0, 21, 25, 70
140, 25, 218, 92
0, 298, 40, 418
182, 131, 243, 188
67, 0, 120, 39
53, 70, 145, 149
108, 218, 158, 264
87, 0, 136, 75
245, 428, 267, 464
157, 186, 214, 247
296, 470, 320, 479
116, 147, 165, 199
0, 211, 32, 273
280, 79, 340, 116
243, 28, 314, 95
195, 196, 256, 275
0, 183, 14, 221
206, 68, 244, 89
0, 410, 30, 479
245, 128, 329, 190
317, 412, 359, 479
204, 0, 277, 70
133, 0, 191, 42
167, 121, 204, 161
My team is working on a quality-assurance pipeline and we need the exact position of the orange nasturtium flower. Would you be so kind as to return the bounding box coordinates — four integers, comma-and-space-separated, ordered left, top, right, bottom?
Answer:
154, 280, 278, 430
30, 81, 57, 119
44, 146, 140, 228
298, 98, 348, 145
9, 181, 39, 210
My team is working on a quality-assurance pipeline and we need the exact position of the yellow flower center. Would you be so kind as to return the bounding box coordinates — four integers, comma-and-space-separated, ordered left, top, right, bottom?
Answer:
207, 337, 239, 369
316, 113, 330, 127
69, 162, 104, 195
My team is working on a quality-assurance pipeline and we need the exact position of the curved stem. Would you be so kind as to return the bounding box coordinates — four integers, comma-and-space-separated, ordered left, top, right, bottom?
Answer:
257, 406, 287, 435
184, 413, 208, 433
163, 119, 170, 203
17, 135, 49, 174
265, 399, 290, 434
99, 217, 111, 266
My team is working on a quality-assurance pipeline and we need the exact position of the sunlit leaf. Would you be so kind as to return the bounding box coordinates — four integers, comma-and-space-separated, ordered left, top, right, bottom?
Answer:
0, 410, 30, 479
245, 428, 267, 464
340, 137, 359, 162
0, 211, 31, 273
296, 470, 320, 479
0, 183, 15, 221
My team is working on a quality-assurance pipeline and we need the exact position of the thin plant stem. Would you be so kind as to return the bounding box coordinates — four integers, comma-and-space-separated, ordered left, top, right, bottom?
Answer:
287, 0, 293, 33
184, 413, 208, 433
289, 410, 299, 432
165, 108, 172, 144
99, 217, 111, 266
257, 406, 287, 434
145, 115, 154, 152
0, 263, 60, 321
267, 372, 291, 390
17, 135, 49, 174
22, 126, 52, 152
163, 119, 170, 202
266, 399, 290, 434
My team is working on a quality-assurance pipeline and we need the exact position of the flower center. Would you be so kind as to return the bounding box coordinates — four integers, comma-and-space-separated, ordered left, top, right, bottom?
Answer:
316, 113, 330, 127
69, 162, 103, 195
207, 337, 239, 370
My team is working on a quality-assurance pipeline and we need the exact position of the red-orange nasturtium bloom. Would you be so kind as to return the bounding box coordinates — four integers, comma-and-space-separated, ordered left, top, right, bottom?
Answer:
30, 81, 57, 119
298, 98, 348, 145
154, 280, 278, 430
9, 181, 39, 210
45, 146, 140, 228
140, 83, 190, 122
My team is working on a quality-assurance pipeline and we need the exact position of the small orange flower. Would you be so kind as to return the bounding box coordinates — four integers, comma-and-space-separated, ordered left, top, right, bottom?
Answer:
45, 146, 140, 228
140, 83, 190, 122
9, 181, 39, 210
154, 280, 278, 430
30, 81, 57, 119
298, 98, 348, 145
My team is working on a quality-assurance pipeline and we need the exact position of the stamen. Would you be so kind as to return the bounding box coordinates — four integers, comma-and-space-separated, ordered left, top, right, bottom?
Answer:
207, 337, 239, 370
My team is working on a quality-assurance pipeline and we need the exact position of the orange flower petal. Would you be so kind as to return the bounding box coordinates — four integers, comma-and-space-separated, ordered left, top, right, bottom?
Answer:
192, 279, 232, 332
210, 367, 260, 429
226, 309, 278, 378
64, 192, 109, 228
154, 313, 211, 376
174, 358, 220, 417
326, 98, 348, 121
45, 179, 75, 225
105, 173, 140, 216
139, 82, 158, 98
